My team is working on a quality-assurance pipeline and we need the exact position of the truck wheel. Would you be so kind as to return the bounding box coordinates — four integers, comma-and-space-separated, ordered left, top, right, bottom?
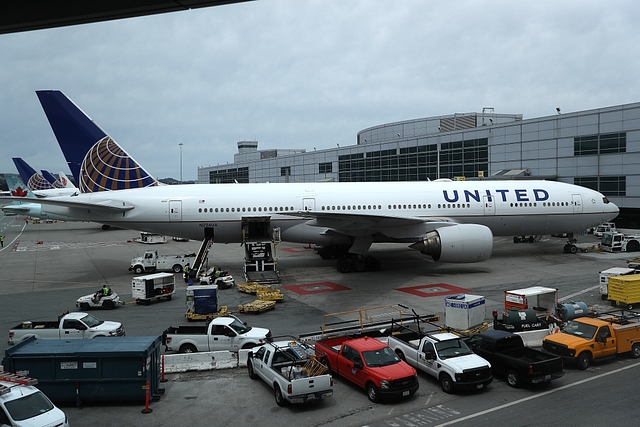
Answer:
247, 360, 258, 379
179, 344, 197, 354
241, 343, 256, 350
321, 358, 332, 374
576, 352, 591, 370
506, 370, 521, 388
166, 295, 172, 301
172, 264, 183, 273
627, 240, 640, 252
440, 373, 454, 394
395, 350, 406, 361
600, 294, 607, 300
102, 300, 114, 310
632, 343, 640, 359
80, 302, 90, 311
134, 266, 144, 274
274, 385, 288, 407
366, 382, 380, 403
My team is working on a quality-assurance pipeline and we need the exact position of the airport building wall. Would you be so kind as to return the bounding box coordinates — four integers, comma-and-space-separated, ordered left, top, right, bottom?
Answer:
197, 102, 640, 218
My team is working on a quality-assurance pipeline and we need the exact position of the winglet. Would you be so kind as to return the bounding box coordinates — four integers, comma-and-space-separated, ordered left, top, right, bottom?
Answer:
36, 90, 158, 192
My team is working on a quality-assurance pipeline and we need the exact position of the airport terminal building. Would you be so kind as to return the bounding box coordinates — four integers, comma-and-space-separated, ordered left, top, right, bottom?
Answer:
197, 102, 640, 225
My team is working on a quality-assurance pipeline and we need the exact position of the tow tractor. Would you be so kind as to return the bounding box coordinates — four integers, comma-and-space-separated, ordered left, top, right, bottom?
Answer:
76, 286, 124, 310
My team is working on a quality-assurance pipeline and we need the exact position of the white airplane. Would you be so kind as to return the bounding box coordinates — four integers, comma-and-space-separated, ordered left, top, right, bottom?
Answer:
13, 157, 77, 198
13, 90, 620, 272
1, 173, 81, 222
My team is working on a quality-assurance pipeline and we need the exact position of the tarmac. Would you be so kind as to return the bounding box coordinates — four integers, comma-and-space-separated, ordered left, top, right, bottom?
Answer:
0, 215, 638, 427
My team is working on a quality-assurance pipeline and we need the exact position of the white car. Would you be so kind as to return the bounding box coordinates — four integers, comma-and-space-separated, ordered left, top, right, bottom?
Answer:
76, 288, 124, 310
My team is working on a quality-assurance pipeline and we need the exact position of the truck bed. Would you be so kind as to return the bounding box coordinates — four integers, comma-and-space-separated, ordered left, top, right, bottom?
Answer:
163, 325, 207, 335
11, 321, 59, 330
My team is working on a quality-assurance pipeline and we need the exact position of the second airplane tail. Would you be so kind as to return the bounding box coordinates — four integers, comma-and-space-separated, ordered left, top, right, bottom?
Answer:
36, 90, 159, 192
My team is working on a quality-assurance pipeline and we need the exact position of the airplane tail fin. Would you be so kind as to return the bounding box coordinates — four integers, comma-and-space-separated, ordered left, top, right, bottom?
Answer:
41, 170, 66, 189
57, 171, 76, 189
12, 158, 54, 191
4, 173, 35, 199
36, 90, 159, 193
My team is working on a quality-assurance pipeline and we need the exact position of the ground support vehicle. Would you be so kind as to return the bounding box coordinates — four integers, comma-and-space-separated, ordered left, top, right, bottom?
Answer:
237, 282, 272, 294
542, 310, 640, 369
198, 268, 235, 289
594, 222, 616, 238
315, 336, 419, 403
132, 232, 167, 244
129, 249, 196, 274
607, 275, 640, 309
247, 340, 333, 406
238, 300, 276, 313
185, 306, 230, 322
132, 272, 175, 305
162, 314, 272, 353
0, 371, 69, 427
601, 231, 640, 252
76, 287, 124, 310
8, 312, 125, 345
465, 330, 564, 388
504, 286, 558, 312
256, 289, 284, 301
185, 284, 219, 321
386, 328, 492, 394
599, 267, 639, 300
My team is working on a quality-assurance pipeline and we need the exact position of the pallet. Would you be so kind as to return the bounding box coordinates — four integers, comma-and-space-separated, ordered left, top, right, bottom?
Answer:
238, 300, 276, 313
237, 282, 272, 294
257, 290, 284, 301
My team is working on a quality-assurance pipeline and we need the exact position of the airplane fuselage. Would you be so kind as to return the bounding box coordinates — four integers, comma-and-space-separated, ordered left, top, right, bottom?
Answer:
39, 180, 618, 245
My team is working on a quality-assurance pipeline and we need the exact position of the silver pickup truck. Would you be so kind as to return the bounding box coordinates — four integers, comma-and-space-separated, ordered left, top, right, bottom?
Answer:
247, 340, 334, 406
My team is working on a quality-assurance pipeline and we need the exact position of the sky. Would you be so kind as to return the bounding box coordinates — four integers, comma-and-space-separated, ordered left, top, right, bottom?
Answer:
1, 0, 640, 181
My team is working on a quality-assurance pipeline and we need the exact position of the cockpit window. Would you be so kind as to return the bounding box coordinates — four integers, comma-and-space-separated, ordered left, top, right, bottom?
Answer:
603, 197, 610, 204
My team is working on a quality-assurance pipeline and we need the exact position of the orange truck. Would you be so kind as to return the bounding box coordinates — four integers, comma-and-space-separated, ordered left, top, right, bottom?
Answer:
542, 310, 640, 369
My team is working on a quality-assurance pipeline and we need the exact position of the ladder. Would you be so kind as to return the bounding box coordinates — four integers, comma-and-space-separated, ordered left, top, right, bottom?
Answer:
0, 371, 38, 396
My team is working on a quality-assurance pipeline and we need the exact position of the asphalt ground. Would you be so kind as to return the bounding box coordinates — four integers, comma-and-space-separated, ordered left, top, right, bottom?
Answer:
0, 215, 638, 427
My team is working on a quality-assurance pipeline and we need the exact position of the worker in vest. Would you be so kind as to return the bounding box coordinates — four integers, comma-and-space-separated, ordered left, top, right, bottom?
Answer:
183, 264, 191, 283
0, 235, 4, 248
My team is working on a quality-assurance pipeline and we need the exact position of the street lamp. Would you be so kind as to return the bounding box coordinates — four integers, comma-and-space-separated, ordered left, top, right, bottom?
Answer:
179, 143, 183, 184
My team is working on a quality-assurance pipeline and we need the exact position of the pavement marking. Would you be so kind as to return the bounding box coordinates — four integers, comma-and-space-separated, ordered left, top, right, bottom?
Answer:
433, 360, 640, 427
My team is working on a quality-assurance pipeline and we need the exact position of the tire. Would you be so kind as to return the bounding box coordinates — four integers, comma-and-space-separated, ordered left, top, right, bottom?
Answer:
319, 247, 332, 260
337, 258, 352, 273
101, 224, 110, 230
274, 385, 287, 407
166, 295, 173, 301
513, 237, 519, 244
528, 236, 534, 243
80, 302, 90, 311
179, 344, 197, 354
102, 300, 114, 310
576, 352, 591, 370
353, 260, 366, 273
627, 240, 640, 252
321, 358, 332, 374
631, 343, 640, 359
248, 360, 258, 379
506, 370, 521, 388
366, 382, 380, 403
569, 245, 578, 254
172, 264, 183, 273
395, 350, 406, 361
242, 343, 257, 350
440, 373, 454, 394
601, 294, 607, 300
134, 266, 144, 274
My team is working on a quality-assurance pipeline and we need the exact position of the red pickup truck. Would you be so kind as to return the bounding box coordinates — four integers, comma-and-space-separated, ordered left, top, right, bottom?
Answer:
315, 336, 418, 403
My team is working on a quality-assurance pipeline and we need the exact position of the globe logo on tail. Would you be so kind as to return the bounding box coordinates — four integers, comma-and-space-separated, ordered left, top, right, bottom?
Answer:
79, 137, 158, 192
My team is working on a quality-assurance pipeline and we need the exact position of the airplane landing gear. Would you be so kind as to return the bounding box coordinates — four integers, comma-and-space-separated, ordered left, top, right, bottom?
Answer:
336, 255, 381, 273
513, 235, 536, 243
562, 233, 578, 253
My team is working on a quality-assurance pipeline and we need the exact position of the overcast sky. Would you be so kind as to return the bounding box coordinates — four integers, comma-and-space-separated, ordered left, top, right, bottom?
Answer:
1, 0, 639, 181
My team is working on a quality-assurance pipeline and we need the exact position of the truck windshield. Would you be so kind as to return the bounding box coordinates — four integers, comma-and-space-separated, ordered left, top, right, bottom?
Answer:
362, 346, 400, 367
435, 339, 474, 359
4, 390, 55, 421
563, 321, 597, 340
80, 314, 103, 328
228, 318, 251, 335
601, 234, 613, 246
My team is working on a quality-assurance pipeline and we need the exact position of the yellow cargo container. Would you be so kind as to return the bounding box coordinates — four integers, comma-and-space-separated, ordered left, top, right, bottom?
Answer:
608, 275, 640, 308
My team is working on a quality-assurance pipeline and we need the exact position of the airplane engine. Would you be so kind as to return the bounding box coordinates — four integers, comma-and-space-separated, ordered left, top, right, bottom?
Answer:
409, 224, 493, 263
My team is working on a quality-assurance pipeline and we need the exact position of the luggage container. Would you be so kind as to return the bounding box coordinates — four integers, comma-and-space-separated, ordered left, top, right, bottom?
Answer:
185, 284, 218, 315
444, 294, 485, 330
132, 272, 175, 305
1, 336, 162, 405
608, 274, 640, 309
504, 286, 558, 313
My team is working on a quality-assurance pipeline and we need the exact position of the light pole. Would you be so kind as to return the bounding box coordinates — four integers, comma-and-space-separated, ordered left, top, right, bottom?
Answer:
179, 143, 183, 184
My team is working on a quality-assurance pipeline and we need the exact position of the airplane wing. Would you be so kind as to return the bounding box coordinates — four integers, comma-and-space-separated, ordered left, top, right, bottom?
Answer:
1, 204, 31, 214
287, 210, 458, 236
0, 196, 134, 213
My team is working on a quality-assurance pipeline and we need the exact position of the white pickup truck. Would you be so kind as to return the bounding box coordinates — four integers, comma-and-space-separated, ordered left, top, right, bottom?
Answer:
247, 340, 333, 406
387, 330, 493, 393
162, 315, 272, 353
8, 312, 125, 346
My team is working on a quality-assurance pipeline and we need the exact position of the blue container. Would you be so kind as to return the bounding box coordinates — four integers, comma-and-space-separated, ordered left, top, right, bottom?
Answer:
2, 336, 162, 405
556, 301, 589, 321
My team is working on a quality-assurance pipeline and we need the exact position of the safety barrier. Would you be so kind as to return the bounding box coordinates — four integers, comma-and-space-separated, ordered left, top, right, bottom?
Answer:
163, 351, 238, 373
